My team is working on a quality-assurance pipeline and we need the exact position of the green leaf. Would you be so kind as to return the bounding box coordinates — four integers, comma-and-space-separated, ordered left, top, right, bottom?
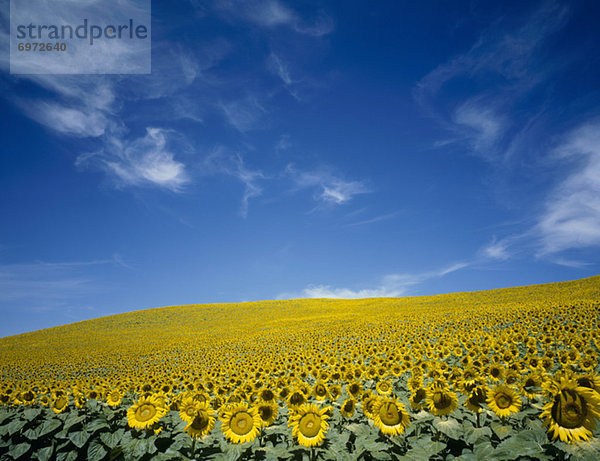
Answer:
495, 436, 545, 460
63, 414, 86, 432
472, 441, 495, 459
34, 445, 54, 461
9, 442, 31, 459
23, 408, 42, 421
86, 418, 110, 434
490, 422, 512, 440
68, 430, 91, 449
464, 424, 492, 445
37, 418, 63, 437
23, 426, 40, 440
433, 416, 462, 440
6, 418, 27, 435
87, 439, 108, 461
559, 437, 600, 461
100, 430, 124, 449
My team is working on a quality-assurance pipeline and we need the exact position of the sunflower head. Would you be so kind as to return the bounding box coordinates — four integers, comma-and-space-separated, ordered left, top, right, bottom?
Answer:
340, 398, 356, 418
256, 401, 278, 427
185, 402, 216, 439
373, 397, 410, 436
127, 395, 167, 430
487, 384, 522, 418
541, 378, 600, 444
221, 402, 261, 444
290, 403, 330, 447
426, 383, 458, 416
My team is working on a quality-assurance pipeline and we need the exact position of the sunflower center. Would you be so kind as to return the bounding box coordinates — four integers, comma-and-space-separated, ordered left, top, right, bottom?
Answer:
185, 405, 196, 416
231, 412, 253, 435
553, 390, 587, 429
414, 388, 426, 403
315, 385, 326, 396
259, 406, 273, 420
343, 401, 353, 412
433, 392, 452, 409
54, 396, 67, 408
136, 404, 157, 422
299, 413, 321, 437
192, 411, 209, 431
495, 393, 512, 409
379, 402, 401, 426
290, 392, 305, 406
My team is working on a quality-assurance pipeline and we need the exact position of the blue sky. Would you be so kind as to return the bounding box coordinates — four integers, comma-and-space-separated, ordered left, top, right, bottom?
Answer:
1, 0, 600, 337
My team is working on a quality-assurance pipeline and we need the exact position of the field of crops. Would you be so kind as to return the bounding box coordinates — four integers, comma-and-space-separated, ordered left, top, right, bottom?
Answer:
1, 276, 600, 460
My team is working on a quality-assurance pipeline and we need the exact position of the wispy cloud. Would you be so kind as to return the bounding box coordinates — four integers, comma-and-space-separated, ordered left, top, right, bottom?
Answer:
220, 96, 267, 132
76, 128, 190, 192
20, 101, 109, 137
0, 256, 122, 305
480, 237, 511, 260
213, 0, 334, 36
415, 1, 568, 161
536, 120, 600, 256
347, 212, 400, 227
203, 148, 264, 217
287, 166, 370, 206
281, 262, 469, 299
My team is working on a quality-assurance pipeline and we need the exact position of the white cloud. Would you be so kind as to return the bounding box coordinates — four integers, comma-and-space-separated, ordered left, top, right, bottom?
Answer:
203, 148, 264, 217
414, 1, 568, 161
22, 101, 108, 137
213, 0, 333, 36
536, 121, 600, 255
454, 100, 504, 151
287, 166, 369, 206
77, 128, 190, 191
282, 262, 469, 299
220, 96, 266, 132
268, 53, 293, 85
481, 238, 511, 260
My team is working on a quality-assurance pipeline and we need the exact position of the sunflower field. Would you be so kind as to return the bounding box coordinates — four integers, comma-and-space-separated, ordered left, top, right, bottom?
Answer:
1, 276, 600, 460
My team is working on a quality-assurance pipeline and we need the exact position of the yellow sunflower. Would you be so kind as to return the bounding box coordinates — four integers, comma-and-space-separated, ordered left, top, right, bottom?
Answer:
347, 381, 362, 398
465, 385, 488, 413
51, 395, 69, 414
179, 396, 200, 423
127, 395, 167, 430
312, 380, 330, 401
409, 387, 428, 410
541, 377, 600, 443
185, 402, 216, 439
340, 398, 356, 418
375, 380, 393, 396
289, 403, 330, 448
373, 397, 411, 436
256, 401, 278, 427
105, 389, 123, 407
221, 402, 261, 444
487, 385, 521, 418
426, 383, 458, 416
287, 389, 307, 409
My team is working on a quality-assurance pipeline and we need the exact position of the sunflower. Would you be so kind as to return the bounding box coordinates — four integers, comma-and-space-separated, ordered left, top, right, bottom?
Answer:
185, 402, 216, 439
39, 394, 51, 406
312, 381, 330, 400
106, 389, 123, 407
465, 385, 488, 413
51, 395, 69, 414
221, 402, 261, 444
257, 387, 276, 404
289, 403, 330, 447
362, 395, 380, 419
409, 387, 428, 410
521, 373, 543, 400
340, 398, 356, 418
329, 384, 342, 401
347, 381, 362, 398
179, 396, 200, 423
127, 395, 167, 430
486, 363, 504, 382
373, 397, 411, 436
256, 401, 278, 427
487, 385, 521, 418
375, 380, 393, 396
425, 383, 458, 416
541, 377, 600, 443
287, 389, 307, 409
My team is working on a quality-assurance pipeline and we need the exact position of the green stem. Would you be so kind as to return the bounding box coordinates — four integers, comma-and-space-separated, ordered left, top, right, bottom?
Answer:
191, 437, 196, 459
476, 412, 480, 428
311, 446, 316, 461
